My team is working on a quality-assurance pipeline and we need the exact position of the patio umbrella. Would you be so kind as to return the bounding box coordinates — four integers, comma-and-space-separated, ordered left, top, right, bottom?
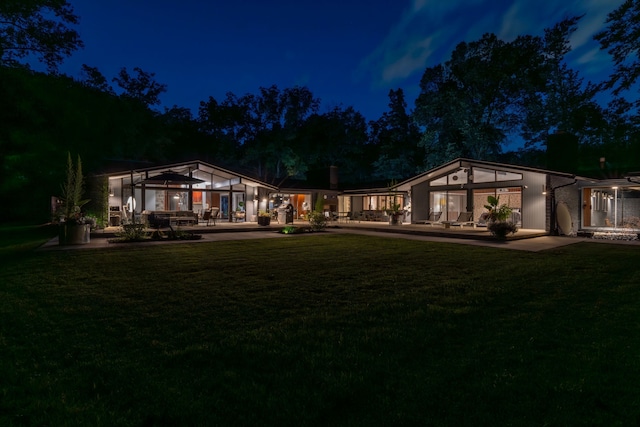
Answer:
140, 170, 204, 186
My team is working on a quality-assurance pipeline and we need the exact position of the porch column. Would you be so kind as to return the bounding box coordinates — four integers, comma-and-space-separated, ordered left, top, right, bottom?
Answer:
188, 170, 194, 210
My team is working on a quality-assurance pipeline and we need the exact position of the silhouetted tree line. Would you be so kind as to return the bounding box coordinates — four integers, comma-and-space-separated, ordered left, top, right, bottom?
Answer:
2, 0, 640, 222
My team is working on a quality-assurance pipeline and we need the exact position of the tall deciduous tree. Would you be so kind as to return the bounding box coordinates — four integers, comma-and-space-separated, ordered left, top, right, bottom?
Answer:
0, 0, 83, 71
522, 17, 606, 148
370, 88, 421, 180
299, 105, 371, 185
198, 92, 251, 164
241, 86, 320, 184
415, 19, 607, 166
595, 0, 640, 98
199, 85, 320, 184
112, 67, 167, 107
80, 64, 114, 94
414, 33, 536, 167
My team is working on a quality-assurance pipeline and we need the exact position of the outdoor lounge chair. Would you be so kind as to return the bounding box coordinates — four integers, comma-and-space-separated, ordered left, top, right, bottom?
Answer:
445, 212, 475, 228
476, 212, 490, 227
421, 211, 442, 226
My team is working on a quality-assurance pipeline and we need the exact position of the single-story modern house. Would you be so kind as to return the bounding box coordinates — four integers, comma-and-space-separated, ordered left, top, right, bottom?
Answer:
339, 158, 640, 235
103, 158, 640, 236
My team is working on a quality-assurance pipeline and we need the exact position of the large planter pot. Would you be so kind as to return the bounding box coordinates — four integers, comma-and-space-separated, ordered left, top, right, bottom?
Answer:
257, 216, 271, 226
487, 221, 517, 240
59, 224, 91, 245
389, 214, 402, 226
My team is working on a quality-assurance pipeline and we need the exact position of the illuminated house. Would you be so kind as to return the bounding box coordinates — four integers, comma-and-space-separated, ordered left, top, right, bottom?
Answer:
341, 158, 640, 235
105, 160, 277, 225
103, 158, 640, 235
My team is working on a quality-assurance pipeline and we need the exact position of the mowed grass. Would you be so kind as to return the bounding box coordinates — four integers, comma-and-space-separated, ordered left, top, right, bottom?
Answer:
0, 223, 58, 255
2, 231, 640, 426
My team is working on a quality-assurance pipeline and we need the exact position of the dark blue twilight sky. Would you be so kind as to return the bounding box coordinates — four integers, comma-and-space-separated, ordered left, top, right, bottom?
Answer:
55, 0, 624, 122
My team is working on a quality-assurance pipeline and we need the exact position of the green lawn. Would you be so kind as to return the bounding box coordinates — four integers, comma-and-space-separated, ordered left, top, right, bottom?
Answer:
1, 230, 639, 426
0, 223, 58, 255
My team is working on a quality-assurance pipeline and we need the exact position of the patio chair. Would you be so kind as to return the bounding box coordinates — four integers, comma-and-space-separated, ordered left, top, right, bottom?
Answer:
420, 211, 442, 226
448, 212, 475, 228
202, 208, 219, 226
232, 210, 246, 222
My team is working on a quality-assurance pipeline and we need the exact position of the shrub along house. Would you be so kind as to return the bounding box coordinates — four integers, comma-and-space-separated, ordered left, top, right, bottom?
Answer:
104, 160, 277, 225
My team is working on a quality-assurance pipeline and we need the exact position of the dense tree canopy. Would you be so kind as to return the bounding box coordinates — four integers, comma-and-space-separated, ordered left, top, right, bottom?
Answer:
2, 2, 640, 222
0, 0, 83, 71
413, 16, 621, 171
595, 0, 640, 98
370, 89, 421, 180
521, 17, 607, 148
414, 33, 542, 166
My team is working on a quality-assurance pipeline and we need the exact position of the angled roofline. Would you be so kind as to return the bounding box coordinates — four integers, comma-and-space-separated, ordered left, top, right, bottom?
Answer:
395, 158, 585, 190
103, 159, 278, 190
341, 186, 407, 196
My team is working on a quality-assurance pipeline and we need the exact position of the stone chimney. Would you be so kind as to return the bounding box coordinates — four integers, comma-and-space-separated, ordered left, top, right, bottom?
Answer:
329, 165, 338, 190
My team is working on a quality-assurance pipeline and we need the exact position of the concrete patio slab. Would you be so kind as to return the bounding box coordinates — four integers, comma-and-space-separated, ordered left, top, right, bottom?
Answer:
37, 220, 639, 252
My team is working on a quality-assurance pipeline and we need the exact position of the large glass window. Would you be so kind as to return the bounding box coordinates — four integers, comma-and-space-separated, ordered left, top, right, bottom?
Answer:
269, 193, 313, 218
430, 168, 468, 186
430, 190, 467, 221
584, 187, 640, 229
496, 170, 523, 181
232, 192, 245, 212
169, 191, 188, 211
473, 187, 522, 225
361, 195, 404, 211
472, 167, 522, 183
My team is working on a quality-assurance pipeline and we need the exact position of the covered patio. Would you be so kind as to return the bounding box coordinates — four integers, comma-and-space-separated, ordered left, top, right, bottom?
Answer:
105, 160, 277, 226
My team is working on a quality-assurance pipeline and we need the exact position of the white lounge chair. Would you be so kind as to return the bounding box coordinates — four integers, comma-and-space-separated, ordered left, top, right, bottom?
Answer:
444, 212, 475, 228
476, 212, 490, 227
417, 211, 442, 226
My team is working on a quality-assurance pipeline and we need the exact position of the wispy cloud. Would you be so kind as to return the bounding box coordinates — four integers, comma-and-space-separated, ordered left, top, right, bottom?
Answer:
498, 0, 558, 40
569, 0, 620, 50
360, 0, 625, 92
380, 36, 436, 82
356, 0, 473, 88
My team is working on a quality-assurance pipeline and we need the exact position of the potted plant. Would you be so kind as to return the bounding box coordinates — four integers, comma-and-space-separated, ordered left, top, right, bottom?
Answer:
484, 195, 517, 239
387, 203, 403, 225
57, 153, 91, 245
257, 210, 271, 226
386, 180, 403, 225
